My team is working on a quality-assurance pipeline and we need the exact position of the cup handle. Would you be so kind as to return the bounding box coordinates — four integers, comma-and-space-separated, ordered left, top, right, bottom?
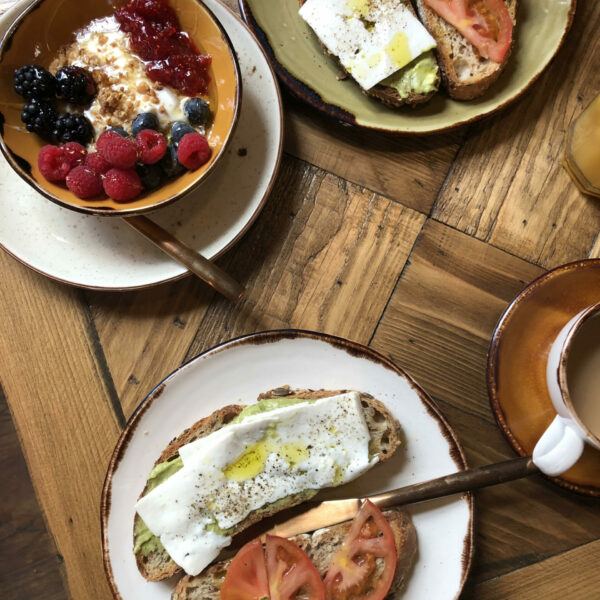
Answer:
532, 416, 584, 476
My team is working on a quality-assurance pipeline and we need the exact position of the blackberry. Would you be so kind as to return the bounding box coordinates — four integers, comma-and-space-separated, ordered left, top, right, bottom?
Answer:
14, 65, 56, 100
184, 98, 210, 126
137, 163, 163, 190
171, 121, 196, 145
132, 112, 159, 137
55, 66, 97, 104
160, 144, 185, 178
21, 99, 56, 136
53, 113, 94, 145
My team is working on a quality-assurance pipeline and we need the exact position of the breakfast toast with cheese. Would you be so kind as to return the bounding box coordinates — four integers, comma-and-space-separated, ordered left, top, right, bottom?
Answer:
412, 0, 517, 100
171, 507, 417, 600
134, 387, 400, 582
299, 0, 440, 107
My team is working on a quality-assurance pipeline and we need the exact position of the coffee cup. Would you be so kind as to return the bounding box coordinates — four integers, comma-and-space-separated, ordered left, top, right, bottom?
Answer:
532, 302, 600, 476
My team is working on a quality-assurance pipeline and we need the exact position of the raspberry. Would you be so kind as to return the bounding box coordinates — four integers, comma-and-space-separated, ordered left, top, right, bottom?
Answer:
85, 151, 111, 174
96, 130, 120, 153
103, 168, 142, 202
135, 129, 167, 164
66, 166, 103, 199
37, 145, 71, 182
60, 142, 87, 167
177, 133, 211, 170
98, 131, 138, 168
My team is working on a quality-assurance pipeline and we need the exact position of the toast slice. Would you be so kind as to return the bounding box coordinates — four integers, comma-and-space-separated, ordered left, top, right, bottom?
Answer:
171, 507, 417, 600
299, 0, 440, 107
412, 0, 518, 100
134, 387, 400, 582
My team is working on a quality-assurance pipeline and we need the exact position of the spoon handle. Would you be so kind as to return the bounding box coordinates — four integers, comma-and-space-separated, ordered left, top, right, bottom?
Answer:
369, 456, 538, 508
124, 215, 245, 301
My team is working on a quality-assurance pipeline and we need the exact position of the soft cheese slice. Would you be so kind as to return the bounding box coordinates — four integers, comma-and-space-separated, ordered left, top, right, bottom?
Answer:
135, 393, 375, 576
299, 0, 437, 90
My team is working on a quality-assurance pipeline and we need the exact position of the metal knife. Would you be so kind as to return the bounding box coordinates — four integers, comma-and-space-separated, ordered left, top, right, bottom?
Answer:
264, 456, 537, 538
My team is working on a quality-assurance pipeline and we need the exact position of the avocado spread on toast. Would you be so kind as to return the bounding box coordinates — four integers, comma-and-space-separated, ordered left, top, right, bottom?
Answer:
134, 397, 320, 556
381, 51, 438, 99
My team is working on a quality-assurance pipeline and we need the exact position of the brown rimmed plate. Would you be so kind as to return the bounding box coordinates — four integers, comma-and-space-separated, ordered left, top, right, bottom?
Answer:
0, 0, 240, 215
102, 330, 474, 600
488, 259, 600, 496
0, 0, 283, 290
239, 0, 576, 134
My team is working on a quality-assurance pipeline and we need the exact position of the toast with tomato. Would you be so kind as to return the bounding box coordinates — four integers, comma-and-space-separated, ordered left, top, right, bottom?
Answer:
134, 387, 401, 582
171, 506, 417, 600
413, 0, 517, 100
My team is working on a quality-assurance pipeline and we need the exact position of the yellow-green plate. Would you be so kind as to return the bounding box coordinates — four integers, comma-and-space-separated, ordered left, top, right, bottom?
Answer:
239, 0, 576, 134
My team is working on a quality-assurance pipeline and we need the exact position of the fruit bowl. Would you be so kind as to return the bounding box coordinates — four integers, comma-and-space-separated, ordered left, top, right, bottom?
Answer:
0, 0, 241, 216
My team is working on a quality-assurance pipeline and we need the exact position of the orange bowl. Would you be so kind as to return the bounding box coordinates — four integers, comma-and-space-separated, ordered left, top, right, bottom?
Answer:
0, 0, 241, 216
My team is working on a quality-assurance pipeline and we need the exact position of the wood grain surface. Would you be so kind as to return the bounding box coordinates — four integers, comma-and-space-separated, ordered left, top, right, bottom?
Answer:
0, 0, 599, 599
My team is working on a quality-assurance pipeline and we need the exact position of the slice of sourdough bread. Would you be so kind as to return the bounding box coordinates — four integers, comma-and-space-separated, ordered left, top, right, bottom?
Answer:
171, 507, 417, 600
412, 0, 517, 100
299, 0, 440, 107
134, 387, 400, 582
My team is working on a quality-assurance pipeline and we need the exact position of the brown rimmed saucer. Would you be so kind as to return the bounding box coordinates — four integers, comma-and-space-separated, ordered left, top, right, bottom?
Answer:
487, 259, 600, 496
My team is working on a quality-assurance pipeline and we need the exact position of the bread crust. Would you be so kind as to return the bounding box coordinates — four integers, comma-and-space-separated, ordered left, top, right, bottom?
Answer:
134, 388, 400, 582
171, 507, 417, 600
412, 0, 518, 100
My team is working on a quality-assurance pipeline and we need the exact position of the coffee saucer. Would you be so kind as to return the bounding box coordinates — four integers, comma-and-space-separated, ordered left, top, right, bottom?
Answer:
487, 259, 600, 496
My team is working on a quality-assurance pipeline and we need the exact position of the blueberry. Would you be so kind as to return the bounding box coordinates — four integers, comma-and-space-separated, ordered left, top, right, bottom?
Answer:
132, 112, 159, 137
160, 144, 185, 179
107, 126, 129, 138
137, 164, 163, 190
184, 98, 210, 126
171, 121, 196, 145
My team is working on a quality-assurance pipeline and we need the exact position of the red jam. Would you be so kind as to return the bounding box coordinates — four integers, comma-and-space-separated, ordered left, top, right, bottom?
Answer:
115, 0, 211, 96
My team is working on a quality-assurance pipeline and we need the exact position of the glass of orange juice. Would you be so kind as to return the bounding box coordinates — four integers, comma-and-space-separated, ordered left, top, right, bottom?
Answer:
564, 94, 600, 197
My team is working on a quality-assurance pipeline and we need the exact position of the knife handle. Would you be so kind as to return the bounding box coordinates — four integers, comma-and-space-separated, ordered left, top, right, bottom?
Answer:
367, 456, 538, 508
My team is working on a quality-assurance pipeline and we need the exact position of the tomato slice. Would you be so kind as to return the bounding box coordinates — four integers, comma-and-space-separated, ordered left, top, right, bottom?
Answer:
265, 535, 325, 600
424, 0, 513, 63
221, 536, 325, 600
221, 539, 270, 600
323, 500, 397, 600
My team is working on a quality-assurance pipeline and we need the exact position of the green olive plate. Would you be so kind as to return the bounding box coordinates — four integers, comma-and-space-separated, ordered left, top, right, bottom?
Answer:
238, 0, 576, 134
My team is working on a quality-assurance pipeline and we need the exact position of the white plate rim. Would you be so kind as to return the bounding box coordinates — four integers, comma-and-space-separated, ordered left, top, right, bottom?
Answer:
101, 329, 475, 600
0, 0, 284, 291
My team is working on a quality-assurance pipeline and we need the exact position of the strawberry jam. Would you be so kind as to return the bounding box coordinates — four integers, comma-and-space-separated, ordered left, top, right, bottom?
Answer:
115, 0, 211, 96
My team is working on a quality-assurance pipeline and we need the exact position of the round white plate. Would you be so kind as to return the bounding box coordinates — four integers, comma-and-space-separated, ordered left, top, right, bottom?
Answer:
102, 331, 474, 600
0, 0, 283, 290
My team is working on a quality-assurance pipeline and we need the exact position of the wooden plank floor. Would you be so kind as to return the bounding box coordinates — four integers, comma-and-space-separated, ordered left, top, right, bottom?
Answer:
1, 0, 599, 599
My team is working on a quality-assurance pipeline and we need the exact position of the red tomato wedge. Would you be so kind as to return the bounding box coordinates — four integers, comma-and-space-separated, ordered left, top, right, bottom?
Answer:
323, 501, 397, 600
221, 536, 325, 600
266, 535, 326, 600
220, 539, 269, 600
424, 0, 513, 63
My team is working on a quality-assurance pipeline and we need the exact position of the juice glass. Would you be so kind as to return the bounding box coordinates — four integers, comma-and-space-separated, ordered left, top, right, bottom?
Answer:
564, 94, 600, 197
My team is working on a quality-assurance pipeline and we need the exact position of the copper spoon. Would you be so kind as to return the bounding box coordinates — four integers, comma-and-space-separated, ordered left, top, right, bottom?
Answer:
124, 215, 245, 301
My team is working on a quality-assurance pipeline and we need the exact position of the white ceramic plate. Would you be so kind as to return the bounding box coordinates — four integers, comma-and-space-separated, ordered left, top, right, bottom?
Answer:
0, 0, 283, 290
102, 331, 474, 600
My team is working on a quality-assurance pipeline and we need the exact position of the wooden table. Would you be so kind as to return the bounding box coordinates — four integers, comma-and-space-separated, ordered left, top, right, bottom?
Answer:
2, 0, 600, 598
